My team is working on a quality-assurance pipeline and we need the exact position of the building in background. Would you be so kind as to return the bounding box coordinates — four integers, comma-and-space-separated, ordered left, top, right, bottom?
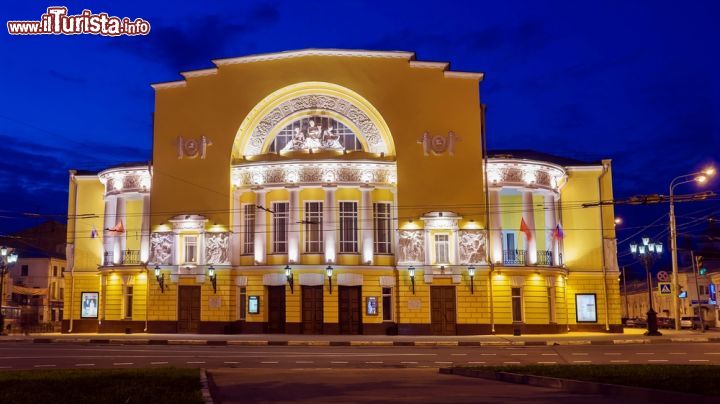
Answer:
63, 49, 620, 335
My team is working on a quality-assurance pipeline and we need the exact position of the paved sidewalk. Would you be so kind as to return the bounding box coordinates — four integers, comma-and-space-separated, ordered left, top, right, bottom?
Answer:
2, 328, 719, 346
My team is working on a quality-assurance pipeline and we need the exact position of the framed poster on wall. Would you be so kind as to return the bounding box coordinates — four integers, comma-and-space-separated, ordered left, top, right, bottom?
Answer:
80, 292, 99, 319
575, 293, 597, 323
366, 296, 378, 316
248, 296, 260, 314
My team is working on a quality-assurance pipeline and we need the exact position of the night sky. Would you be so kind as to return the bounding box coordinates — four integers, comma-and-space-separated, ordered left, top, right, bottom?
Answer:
1, 1, 718, 275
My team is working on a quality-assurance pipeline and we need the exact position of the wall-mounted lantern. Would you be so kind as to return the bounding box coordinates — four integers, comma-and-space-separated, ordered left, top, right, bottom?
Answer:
468, 266, 476, 294
154, 265, 165, 293
326, 265, 334, 294
208, 265, 217, 294
285, 265, 294, 293
408, 266, 416, 294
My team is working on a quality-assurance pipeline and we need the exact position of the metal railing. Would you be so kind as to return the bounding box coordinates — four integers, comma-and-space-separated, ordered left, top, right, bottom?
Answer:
103, 250, 141, 266
501, 250, 563, 267
536, 250, 553, 266
503, 249, 527, 265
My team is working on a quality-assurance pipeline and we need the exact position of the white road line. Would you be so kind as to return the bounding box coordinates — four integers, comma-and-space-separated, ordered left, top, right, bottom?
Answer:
636, 353, 654, 355
295, 361, 314, 364
604, 353, 621, 356
538, 361, 557, 364
690, 359, 710, 362
151, 362, 169, 365
503, 361, 521, 364
669, 353, 686, 355
480, 353, 496, 356
511, 353, 528, 356
113, 363, 133, 366
648, 360, 668, 363
34, 365, 56, 368
468, 361, 486, 364
571, 353, 588, 356
400, 361, 418, 364
573, 360, 592, 364
223, 361, 238, 364
261, 361, 279, 364
450, 353, 467, 356
541, 353, 558, 356
75, 363, 95, 367
705, 353, 720, 355
365, 361, 383, 364
610, 360, 629, 363
187, 361, 205, 364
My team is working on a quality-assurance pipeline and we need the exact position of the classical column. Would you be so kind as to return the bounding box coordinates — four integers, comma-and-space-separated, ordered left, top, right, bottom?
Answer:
522, 190, 537, 265
173, 231, 181, 265
360, 185, 374, 265
489, 188, 503, 264
323, 185, 337, 264
114, 196, 126, 264
254, 188, 267, 265
544, 193, 559, 265
140, 194, 151, 263
230, 188, 241, 266
287, 186, 300, 263
103, 195, 117, 265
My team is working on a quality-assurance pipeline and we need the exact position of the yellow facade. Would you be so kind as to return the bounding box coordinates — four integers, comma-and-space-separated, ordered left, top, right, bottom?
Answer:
63, 49, 621, 334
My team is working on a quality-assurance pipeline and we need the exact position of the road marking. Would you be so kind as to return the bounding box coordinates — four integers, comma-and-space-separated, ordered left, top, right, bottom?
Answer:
610, 360, 629, 363
435, 361, 453, 364
468, 361, 486, 364
669, 353, 686, 355
223, 361, 238, 364
511, 353, 528, 356
571, 353, 588, 356
75, 363, 95, 367
295, 361, 314, 364
538, 361, 557, 364
648, 359, 668, 363
113, 363, 133, 366
450, 353, 467, 356
331, 361, 348, 364
573, 360, 592, 364
151, 362, 169, 365
365, 361, 383, 364
541, 353, 558, 356
480, 353, 496, 356
400, 361, 418, 364
187, 361, 205, 364
261, 361, 279, 364
0, 366, 11, 369
503, 361, 521, 364
705, 353, 720, 355
34, 365, 56, 368
636, 353, 655, 355
689, 359, 709, 362
603, 353, 621, 356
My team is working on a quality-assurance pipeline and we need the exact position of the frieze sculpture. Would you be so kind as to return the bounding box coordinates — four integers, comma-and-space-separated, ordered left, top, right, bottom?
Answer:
281, 118, 344, 152
398, 230, 425, 264
458, 231, 487, 265
418, 131, 460, 156
150, 233, 173, 265
205, 232, 230, 265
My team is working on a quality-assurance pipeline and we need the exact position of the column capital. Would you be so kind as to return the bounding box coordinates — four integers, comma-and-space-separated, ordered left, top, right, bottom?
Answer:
360, 184, 375, 191
252, 186, 267, 194
322, 184, 338, 190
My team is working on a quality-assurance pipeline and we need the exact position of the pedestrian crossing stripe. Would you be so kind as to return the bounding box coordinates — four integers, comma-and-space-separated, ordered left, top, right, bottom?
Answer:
659, 283, 672, 294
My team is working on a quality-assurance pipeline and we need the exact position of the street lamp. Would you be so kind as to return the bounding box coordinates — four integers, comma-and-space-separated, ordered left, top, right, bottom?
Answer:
326, 265, 333, 294
207, 265, 217, 294
285, 265, 294, 293
669, 167, 715, 329
0, 247, 19, 335
154, 265, 165, 293
468, 266, 476, 294
630, 237, 663, 336
408, 266, 416, 294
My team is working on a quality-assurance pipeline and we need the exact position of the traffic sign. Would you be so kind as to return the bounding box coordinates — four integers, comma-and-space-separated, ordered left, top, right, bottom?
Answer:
658, 282, 672, 295
657, 271, 669, 282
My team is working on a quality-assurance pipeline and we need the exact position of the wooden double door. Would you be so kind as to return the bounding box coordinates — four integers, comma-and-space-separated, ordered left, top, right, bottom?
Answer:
178, 286, 201, 333
302, 286, 324, 334
267, 286, 286, 333
338, 286, 362, 335
431, 286, 457, 335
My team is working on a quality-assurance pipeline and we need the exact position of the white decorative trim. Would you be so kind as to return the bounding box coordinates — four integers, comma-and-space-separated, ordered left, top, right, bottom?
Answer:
565, 166, 604, 172
299, 273, 324, 286
263, 273, 287, 286
423, 274, 433, 284
232, 160, 396, 188
337, 273, 363, 286
169, 215, 208, 231
510, 276, 525, 287
235, 276, 247, 286
443, 71, 484, 81
421, 211, 461, 230
151, 80, 187, 90
379, 276, 395, 287
98, 165, 152, 196
213, 49, 415, 66
487, 159, 566, 191
180, 68, 218, 79
408, 61, 449, 70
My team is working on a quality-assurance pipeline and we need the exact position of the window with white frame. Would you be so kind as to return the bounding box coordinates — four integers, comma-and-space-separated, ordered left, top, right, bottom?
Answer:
304, 201, 323, 253
434, 234, 449, 264
273, 202, 289, 253
373, 203, 392, 254
339, 202, 358, 253
512, 287, 523, 322
382, 287, 393, 321
243, 204, 255, 255
124, 285, 133, 319
184, 235, 198, 263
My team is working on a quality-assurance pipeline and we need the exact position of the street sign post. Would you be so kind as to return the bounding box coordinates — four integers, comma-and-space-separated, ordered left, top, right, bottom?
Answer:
659, 282, 672, 295
657, 271, 670, 282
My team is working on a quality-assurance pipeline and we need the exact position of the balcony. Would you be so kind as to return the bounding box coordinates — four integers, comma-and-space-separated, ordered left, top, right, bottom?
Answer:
103, 250, 141, 266
503, 249, 527, 265
502, 249, 563, 267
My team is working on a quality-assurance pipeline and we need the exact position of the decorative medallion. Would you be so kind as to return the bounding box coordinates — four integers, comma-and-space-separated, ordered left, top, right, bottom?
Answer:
177, 135, 213, 159
418, 131, 460, 156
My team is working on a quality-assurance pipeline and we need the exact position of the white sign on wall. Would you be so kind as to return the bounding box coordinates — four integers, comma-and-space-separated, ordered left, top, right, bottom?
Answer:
575, 293, 597, 323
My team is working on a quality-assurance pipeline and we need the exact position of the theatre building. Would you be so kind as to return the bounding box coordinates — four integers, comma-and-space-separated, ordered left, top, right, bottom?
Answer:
63, 49, 622, 335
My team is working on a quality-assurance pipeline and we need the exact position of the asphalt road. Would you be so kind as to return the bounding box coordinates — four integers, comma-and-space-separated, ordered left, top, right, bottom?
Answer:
0, 342, 720, 370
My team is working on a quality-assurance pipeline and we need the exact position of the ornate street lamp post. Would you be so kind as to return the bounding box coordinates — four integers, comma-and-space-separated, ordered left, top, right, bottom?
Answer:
630, 237, 663, 336
0, 247, 19, 336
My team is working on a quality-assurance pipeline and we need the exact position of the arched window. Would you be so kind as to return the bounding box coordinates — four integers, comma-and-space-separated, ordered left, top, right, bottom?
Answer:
268, 116, 363, 153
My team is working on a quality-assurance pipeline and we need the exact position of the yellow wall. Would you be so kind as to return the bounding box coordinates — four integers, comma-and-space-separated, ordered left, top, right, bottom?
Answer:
561, 169, 603, 270
71, 176, 105, 272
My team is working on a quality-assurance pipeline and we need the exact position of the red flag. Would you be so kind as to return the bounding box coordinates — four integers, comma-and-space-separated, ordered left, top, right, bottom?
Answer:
552, 223, 564, 240
520, 218, 532, 241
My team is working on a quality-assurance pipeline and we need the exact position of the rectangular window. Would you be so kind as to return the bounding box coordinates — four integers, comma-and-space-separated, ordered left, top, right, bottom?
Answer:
382, 287, 393, 321
373, 203, 392, 254
339, 202, 358, 253
239, 287, 247, 321
21, 265, 28, 277
273, 202, 289, 253
304, 201, 323, 253
243, 204, 255, 255
184, 236, 198, 263
512, 287, 523, 322
548, 286, 556, 323
61, 267, 65, 277
435, 234, 449, 264
124, 286, 133, 319
53, 266, 58, 277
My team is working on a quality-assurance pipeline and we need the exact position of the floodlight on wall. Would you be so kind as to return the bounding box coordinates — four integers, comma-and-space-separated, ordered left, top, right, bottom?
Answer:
326, 265, 334, 294
208, 265, 217, 294
408, 266, 416, 294
285, 265, 294, 293
154, 265, 165, 293
468, 266, 476, 294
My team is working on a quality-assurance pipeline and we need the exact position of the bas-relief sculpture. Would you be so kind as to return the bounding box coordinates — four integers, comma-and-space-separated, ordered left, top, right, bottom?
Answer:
398, 230, 424, 264
458, 231, 487, 265
281, 118, 343, 152
206, 233, 230, 265
150, 233, 173, 265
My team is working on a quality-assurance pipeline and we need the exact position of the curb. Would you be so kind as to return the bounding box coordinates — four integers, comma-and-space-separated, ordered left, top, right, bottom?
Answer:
199, 368, 214, 404
440, 368, 711, 402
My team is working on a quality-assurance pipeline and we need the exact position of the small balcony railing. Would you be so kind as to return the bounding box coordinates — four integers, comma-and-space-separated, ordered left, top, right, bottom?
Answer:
103, 250, 141, 266
503, 249, 527, 265
536, 250, 553, 266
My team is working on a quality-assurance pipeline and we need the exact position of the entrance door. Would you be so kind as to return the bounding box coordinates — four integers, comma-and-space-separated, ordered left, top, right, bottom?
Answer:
431, 286, 457, 335
302, 286, 324, 334
338, 286, 362, 334
267, 286, 286, 333
178, 286, 201, 333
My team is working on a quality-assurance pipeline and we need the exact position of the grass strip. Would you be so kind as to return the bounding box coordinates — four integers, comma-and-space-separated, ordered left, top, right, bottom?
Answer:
0, 367, 203, 404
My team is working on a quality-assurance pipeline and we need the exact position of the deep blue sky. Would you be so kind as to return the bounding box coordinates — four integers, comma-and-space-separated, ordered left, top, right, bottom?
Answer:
1, 1, 718, 274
